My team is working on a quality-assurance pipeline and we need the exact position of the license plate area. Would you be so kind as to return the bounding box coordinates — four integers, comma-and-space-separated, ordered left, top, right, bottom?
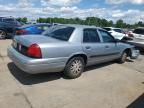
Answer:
12, 40, 28, 55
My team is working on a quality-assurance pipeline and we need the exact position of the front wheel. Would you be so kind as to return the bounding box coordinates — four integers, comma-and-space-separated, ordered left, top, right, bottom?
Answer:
118, 51, 128, 64
0, 30, 6, 39
64, 57, 85, 79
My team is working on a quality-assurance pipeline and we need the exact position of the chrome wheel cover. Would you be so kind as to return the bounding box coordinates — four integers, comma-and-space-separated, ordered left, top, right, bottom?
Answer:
70, 60, 83, 75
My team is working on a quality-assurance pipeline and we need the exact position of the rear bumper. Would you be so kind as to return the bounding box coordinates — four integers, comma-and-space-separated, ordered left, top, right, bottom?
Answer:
7, 46, 66, 74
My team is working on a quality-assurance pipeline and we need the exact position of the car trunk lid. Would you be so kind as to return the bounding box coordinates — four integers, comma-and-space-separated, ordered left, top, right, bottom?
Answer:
14, 35, 63, 47
13, 35, 64, 57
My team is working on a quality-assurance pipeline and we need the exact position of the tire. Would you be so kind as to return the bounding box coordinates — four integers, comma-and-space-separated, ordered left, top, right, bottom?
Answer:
118, 51, 128, 64
0, 30, 6, 39
64, 57, 85, 79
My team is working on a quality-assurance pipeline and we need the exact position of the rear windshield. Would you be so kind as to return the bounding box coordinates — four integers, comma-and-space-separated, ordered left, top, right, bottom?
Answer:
133, 29, 144, 35
43, 26, 75, 41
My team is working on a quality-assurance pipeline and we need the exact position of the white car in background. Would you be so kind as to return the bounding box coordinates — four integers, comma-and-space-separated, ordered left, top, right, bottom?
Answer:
103, 27, 128, 40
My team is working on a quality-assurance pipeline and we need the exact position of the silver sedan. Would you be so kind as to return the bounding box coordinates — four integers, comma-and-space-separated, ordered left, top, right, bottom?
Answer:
8, 24, 139, 79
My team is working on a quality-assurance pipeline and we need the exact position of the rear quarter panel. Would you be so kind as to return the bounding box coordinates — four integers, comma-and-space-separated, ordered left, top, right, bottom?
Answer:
39, 43, 85, 61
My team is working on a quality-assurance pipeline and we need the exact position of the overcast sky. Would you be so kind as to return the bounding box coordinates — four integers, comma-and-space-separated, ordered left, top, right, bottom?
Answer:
0, 0, 144, 24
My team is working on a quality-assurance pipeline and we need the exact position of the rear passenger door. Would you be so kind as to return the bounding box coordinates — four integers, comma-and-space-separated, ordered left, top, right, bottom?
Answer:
82, 28, 108, 65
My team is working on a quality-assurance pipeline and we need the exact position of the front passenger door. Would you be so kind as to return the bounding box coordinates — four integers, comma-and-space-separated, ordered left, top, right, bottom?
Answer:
82, 28, 108, 65
98, 29, 120, 60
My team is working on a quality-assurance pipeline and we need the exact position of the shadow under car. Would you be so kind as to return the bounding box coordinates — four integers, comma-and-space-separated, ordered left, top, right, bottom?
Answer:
8, 61, 116, 85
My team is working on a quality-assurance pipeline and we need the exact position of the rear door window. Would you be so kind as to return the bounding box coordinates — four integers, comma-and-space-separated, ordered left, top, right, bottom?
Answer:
83, 28, 100, 43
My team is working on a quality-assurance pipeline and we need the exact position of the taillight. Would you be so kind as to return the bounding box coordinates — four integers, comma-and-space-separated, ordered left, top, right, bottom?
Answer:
27, 44, 42, 58
16, 30, 27, 35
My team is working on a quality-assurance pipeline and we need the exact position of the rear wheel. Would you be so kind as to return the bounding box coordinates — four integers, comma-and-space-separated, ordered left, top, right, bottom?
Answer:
64, 57, 85, 79
118, 51, 128, 63
0, 30, 6, 39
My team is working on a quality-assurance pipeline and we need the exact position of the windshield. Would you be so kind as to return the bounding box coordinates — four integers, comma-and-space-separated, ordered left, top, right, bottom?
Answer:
43, 26, 75, 41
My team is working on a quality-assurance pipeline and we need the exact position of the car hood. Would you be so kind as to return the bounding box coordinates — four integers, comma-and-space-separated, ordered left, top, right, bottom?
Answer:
110, 32, 126, 40
14, 35, 64, 47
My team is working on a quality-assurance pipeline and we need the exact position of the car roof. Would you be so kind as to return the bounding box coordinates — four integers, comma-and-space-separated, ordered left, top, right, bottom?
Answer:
60, 24, 102, 29
104, 27, 122, 29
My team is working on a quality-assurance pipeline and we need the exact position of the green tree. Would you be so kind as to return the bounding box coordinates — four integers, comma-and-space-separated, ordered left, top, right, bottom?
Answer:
116, 19, 124, 28
36, 17, 143, 28
16, 17, 27, 23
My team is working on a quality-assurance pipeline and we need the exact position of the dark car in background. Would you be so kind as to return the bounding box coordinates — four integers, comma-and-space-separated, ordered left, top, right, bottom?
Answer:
132, 28, 144, 40
126, 28, 144, 51
16, 23, 52, 35
0, 17, 22, 39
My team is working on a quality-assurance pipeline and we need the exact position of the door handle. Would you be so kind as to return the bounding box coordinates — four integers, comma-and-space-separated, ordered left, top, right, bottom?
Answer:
85, 46, 91, 49
105, 45, 109, 48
